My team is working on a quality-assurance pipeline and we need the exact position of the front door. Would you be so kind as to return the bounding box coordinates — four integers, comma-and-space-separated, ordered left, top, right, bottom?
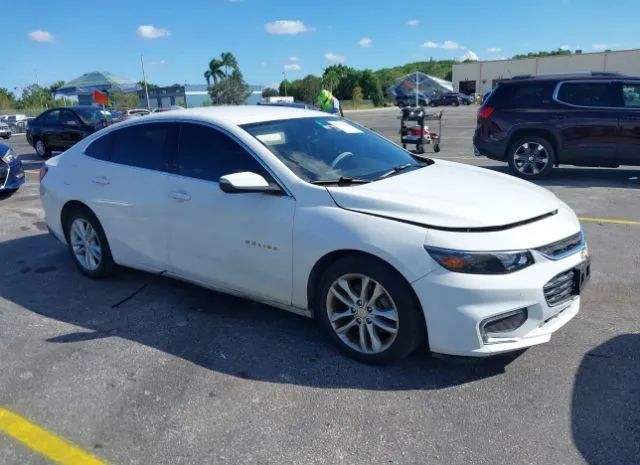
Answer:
553, 81, 619, 166
617, 81, 640, 166
58, 110, 86, 149
166, 122, 295, 305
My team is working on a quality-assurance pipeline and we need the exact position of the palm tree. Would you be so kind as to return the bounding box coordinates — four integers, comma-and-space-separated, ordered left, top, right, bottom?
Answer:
219, 52, 239, 80
204, 59, 224, 88
204, 70, 212, 87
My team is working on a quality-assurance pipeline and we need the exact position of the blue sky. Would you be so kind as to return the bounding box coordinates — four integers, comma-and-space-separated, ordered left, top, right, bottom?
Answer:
4, 0, 640, 92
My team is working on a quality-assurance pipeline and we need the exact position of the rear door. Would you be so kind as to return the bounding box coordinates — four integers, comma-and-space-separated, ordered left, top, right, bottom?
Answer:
81, 122, 177, 271
58, 110, 86, 149
617, 81, 640, 165
552, 81, 619, 166
39, 110, 62, 148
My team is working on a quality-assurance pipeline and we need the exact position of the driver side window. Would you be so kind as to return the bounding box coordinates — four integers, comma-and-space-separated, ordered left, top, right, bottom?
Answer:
176, 123, 270, 182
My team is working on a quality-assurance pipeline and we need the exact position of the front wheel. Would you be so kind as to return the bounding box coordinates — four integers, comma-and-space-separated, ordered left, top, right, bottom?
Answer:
35, 139, 51, 158
316, 255, 425, 364
508, 136, 555, 179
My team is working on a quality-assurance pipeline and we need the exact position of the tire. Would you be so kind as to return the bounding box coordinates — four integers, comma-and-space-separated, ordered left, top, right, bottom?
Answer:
63, 206, 116, 278
429, 102, 437, 107
402, 143, 407, 149
417, 144, 425, 154
433, 144, 441, 153
315, 255, 425, 364
1, 135, 9, 140
34, 138, 51, 158
507, 136, 555, 180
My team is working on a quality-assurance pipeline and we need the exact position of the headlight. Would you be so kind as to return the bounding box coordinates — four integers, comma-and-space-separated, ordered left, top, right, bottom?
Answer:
1, 148, 17, 164
425, 246, 534, 274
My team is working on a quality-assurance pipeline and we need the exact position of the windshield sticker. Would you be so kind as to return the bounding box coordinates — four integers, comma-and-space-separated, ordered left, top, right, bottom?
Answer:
256, 132, 286, 145
327, 120, 363, 134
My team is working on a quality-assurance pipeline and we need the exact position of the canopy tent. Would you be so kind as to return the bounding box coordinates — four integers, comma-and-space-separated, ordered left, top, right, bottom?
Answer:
56, 70, 138, 96
388, 72, 454, 100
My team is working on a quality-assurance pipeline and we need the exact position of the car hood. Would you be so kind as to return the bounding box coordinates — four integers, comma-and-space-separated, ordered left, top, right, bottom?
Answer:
326, 160, 560, 230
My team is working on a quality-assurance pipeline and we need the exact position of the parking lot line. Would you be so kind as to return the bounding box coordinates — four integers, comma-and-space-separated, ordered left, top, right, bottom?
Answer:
579, 216, 640, 225
0, 407, 110, 465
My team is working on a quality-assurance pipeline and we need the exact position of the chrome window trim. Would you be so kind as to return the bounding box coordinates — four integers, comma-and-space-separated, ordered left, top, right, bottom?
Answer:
82, 117, 294, 198
552, 80, 620, 110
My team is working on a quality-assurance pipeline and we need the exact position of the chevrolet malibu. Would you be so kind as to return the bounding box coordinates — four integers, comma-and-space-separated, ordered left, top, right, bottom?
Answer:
40, 107, 590, 363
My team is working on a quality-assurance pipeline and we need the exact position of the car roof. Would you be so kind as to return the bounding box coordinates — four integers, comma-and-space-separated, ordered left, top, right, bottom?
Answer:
508, 72, 637, 82
138, 105, 329, 126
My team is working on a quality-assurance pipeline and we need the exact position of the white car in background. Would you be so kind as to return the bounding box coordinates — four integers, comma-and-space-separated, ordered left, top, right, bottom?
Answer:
125, 108, 150, 118
39, 106, 590, 363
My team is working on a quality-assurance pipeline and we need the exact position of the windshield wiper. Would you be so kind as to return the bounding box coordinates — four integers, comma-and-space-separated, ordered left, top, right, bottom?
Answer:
311, 176, 371, 186
376, 162, 426, 180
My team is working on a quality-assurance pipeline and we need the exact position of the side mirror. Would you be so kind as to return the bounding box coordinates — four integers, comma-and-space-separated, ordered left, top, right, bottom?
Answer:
219, 172, 282, 194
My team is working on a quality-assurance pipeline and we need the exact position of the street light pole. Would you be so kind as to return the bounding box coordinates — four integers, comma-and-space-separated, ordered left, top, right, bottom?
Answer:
283, 71, 287, 97
140, 55, 151, 111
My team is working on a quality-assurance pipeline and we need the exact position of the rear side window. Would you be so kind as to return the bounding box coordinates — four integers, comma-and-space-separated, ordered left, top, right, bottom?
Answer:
41, 110, 60, 124
85, 133, 113, 161
556, 82, 615, 107
176, 123, 268, 182
489, 83, 552, 109
109, 123, 174, 171
622, 83, 640, 108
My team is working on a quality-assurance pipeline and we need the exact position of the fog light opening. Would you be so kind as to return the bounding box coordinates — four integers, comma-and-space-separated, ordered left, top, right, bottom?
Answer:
481, 308, 528, 343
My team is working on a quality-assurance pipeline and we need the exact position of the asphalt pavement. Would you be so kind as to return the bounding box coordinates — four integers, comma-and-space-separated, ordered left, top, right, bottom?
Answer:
0, 106, 638, 465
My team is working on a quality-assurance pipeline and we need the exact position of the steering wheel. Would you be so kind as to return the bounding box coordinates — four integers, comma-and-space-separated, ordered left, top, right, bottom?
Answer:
331, 151, 356, 169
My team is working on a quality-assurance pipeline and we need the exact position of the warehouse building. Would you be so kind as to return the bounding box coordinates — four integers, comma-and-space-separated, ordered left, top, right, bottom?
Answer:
452, 48, 640, 95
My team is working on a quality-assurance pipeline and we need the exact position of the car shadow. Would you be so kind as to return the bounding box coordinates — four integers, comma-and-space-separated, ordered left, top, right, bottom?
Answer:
483, 165, 640, 189
0, 233, 523, 391
572, 334, 640, 464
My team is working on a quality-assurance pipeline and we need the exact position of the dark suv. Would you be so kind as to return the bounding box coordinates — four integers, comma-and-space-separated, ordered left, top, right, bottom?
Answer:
474, 72, 640, 179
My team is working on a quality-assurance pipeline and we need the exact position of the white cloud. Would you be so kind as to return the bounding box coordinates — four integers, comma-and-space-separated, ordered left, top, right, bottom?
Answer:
149, 59, 166, 65
487, 47, 502, 53
324, 52, 346, 64
421, 40, 464, 50
265, 20, 309, 35
137, 25, 170, 39
460, 51, 479, 61
407, 19, 419, 26
289, 56, 299, 62
28, 30, 54, 43
592, 42, 622, 51
358, 37, 372, 48
284, 63, 301, 71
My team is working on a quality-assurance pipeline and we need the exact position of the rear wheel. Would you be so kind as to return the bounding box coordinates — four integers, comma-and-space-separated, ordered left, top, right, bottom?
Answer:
35, 139, 51, 158
316, 255, 425, 364
508, 136, 555, 179
64, 207, 116, 278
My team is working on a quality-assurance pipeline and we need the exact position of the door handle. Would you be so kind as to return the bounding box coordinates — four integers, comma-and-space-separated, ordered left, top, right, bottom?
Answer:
92, 176, 110, 186
169, 190, 191, 202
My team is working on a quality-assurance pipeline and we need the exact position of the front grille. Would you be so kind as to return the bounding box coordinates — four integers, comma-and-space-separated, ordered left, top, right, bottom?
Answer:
543, 269, 577, 306
536, 232, 583, 259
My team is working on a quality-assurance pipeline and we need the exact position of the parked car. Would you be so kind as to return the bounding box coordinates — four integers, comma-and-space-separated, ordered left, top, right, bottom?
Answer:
0, 143, 25, 193
1, 114, 29, 133
0, 122, 11, 139
429, 92, 469, 107
126, 108, 151, 118
26, 106, 109, 158
396, 93, 430, 107
474, 72, 640, 179
40, 106, 589, 363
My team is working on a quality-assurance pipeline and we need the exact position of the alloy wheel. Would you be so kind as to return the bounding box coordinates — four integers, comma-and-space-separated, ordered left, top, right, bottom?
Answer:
326, 273, 399, 354
35, 140, 46, 157
513, 142, 550, 175
69, 218, 102, 271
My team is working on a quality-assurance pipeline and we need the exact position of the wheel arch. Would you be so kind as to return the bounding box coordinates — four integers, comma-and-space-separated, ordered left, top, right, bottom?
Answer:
60, 200, 95, 240
505, 127, 559, 165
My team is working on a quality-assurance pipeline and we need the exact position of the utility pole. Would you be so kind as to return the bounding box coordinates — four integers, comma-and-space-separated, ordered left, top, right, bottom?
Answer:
282, 71, 287, 96
415, 71, 419, 107
140, 55, 151, 110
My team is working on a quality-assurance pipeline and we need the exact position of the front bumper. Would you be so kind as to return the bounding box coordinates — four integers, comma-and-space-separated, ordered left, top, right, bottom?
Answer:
0, 160, 25, 191
0, 129, 11, 138
412, 247, 588, 357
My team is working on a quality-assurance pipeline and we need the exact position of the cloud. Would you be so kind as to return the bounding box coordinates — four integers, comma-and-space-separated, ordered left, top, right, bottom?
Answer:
407, 19, 419, 26
560, 44, 571, 51
137, 25, 170, 39
265, 20, 309, 35
284, 63, 301, 71
487, 47, 502, 53
592, 42, 623, 51
460, 51, 479, 61
289, 56, 299, 62
421, 40, 464, 50
358, 37, 372, 48
28, 30, 54, 43
324, 52, 346, 64
149, 59, 166, 65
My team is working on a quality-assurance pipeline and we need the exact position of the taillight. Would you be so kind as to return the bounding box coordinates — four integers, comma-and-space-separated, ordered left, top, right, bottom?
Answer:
477, 106, 495, 120
39, 166, 48, 182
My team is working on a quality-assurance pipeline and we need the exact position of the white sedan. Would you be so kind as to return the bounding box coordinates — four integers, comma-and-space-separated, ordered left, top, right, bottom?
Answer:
40, 106, 590, 363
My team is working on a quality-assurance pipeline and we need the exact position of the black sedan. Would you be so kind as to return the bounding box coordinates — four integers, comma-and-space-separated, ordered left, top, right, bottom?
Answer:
26, 106, 108, 158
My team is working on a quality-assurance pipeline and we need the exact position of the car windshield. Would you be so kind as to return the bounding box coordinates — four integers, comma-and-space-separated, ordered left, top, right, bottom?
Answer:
74, 107, 104, 125
242, 117, 425, 183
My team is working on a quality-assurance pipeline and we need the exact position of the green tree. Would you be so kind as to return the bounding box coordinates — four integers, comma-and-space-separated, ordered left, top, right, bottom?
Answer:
137, 81, 160, 90
512, 48, 571, 59
262, 87, 279, 98
322, 70, 340, 93
358, 70, 383, 106
110, 90, 140, 109
209, 69, 250, 105
0, 88, 17, 110
351, 85, 364, 109
220, 52, 239, 80
48, 80, 66, 97
204, 59, 224, 87
19, 84, 54, 109
298, 75, 323, 104
279, 80, 291, 96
